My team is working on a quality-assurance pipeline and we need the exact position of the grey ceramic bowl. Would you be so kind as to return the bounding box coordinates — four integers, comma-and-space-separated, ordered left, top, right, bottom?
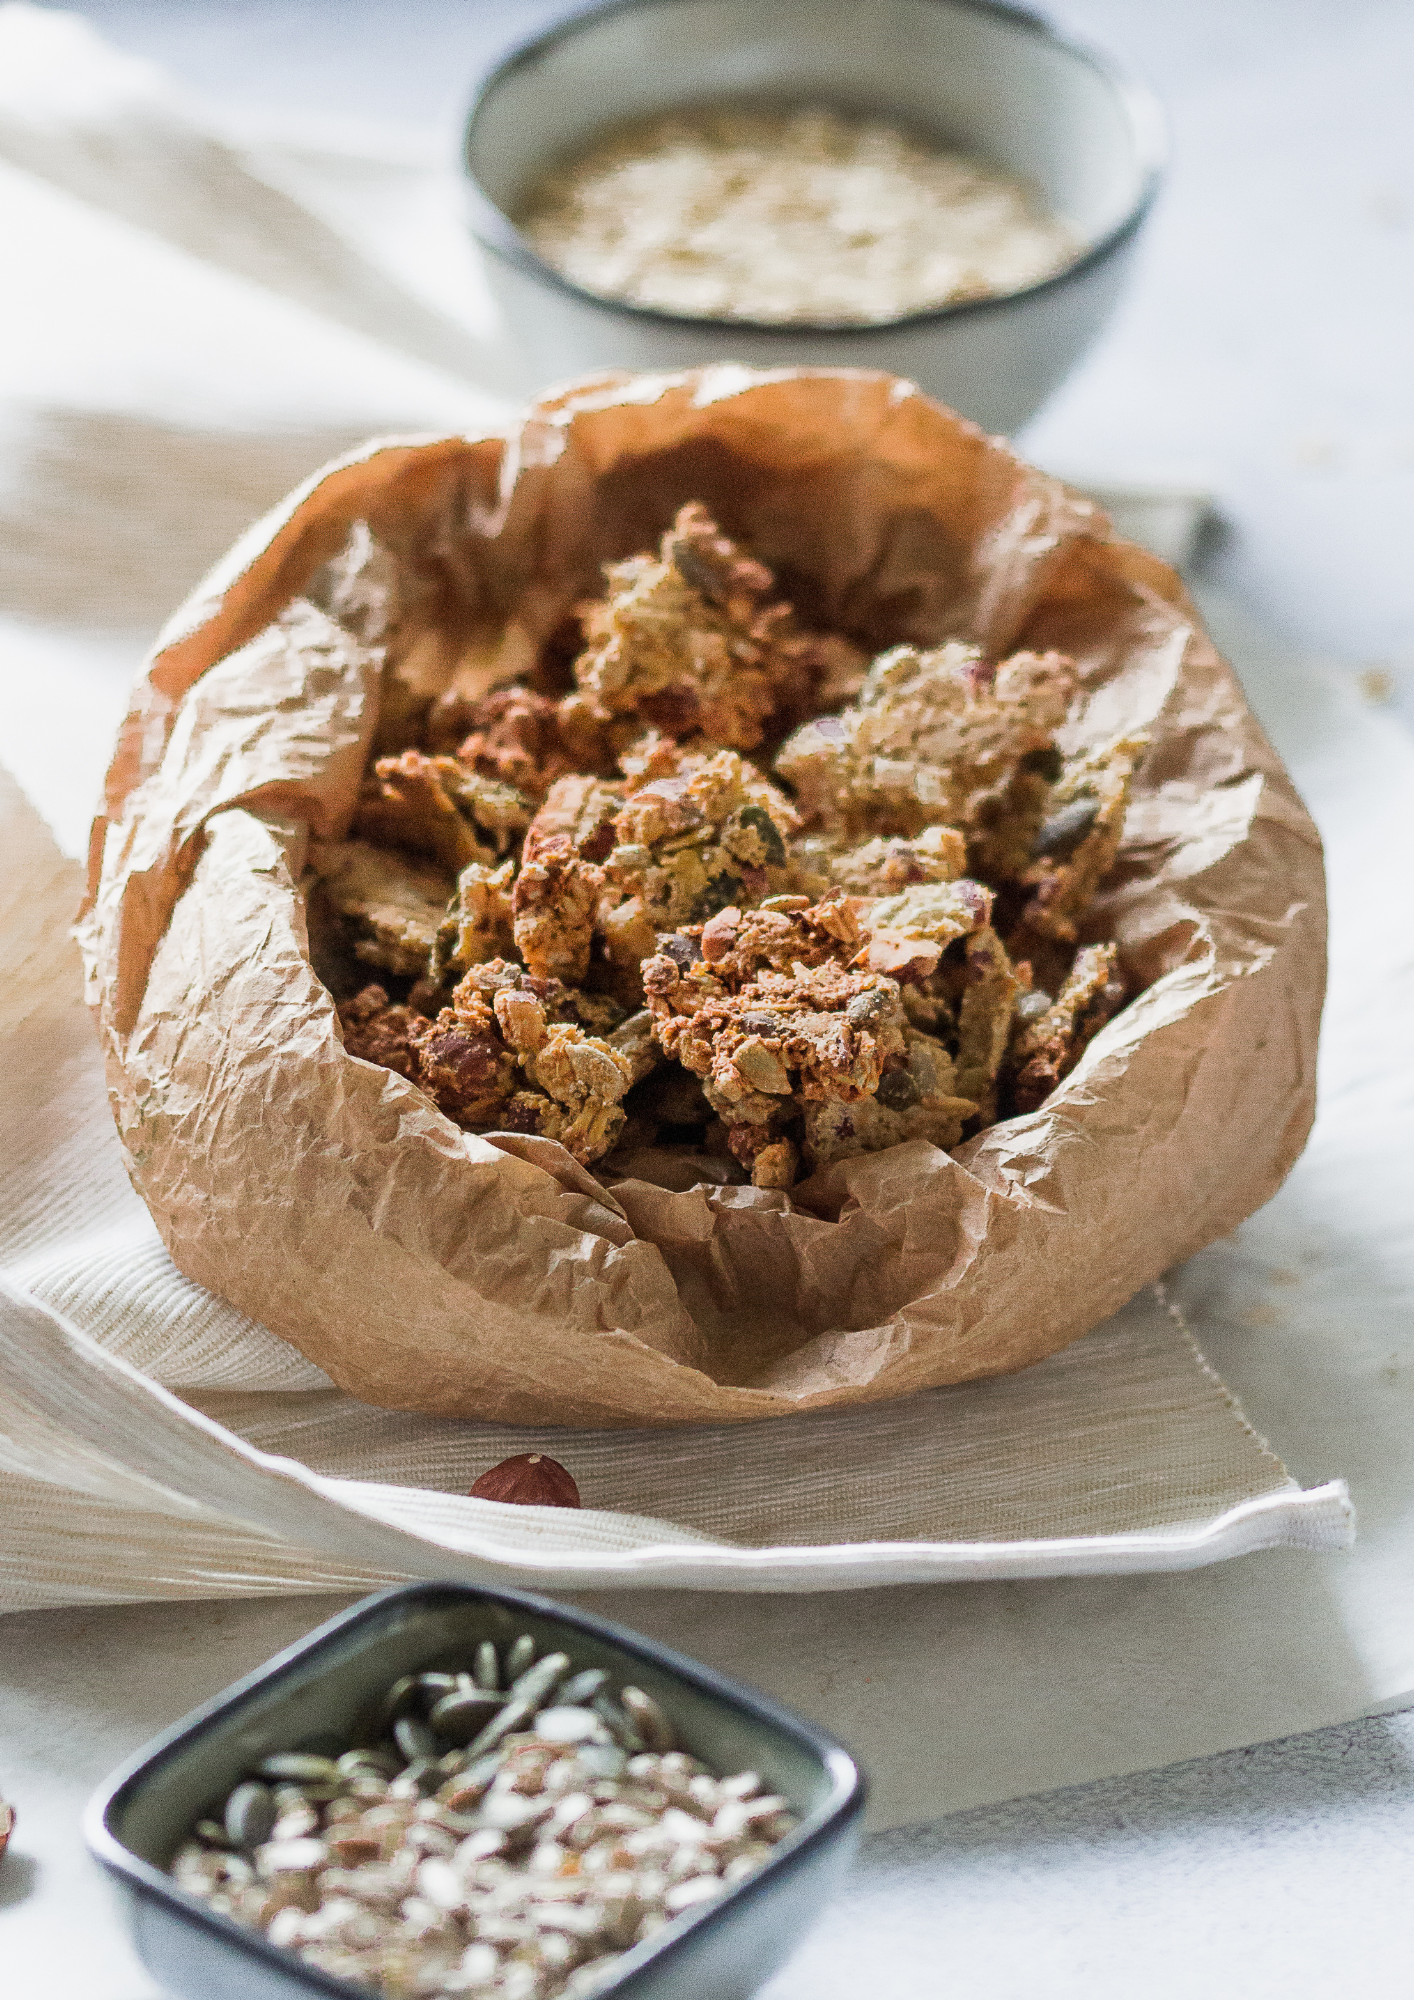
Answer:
86, 1582, 865, 2000
462, 0, 1166, 435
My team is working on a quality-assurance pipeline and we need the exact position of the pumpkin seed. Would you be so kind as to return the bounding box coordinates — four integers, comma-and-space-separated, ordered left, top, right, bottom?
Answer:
1033, 796, 1099, 857
224, 1781, 277, 1850
620, 1687, 675, 1753
429, 1688, 506, 1745
464, 1695, 536, 1760
509, 1650, 571, 1708
257, 1754, 341, 1784
393, 1715, 437, 1763
558, 1667, 610, 1707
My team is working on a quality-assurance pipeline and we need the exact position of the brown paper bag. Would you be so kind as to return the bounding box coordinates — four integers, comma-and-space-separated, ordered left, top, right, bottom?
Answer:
77, 369, 1325, 1425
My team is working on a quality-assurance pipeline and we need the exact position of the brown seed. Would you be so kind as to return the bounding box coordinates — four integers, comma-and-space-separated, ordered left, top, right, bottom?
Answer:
470, 1454, 582, 1508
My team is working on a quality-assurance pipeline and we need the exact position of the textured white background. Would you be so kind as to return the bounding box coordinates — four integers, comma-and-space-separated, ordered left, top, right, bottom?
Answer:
3, 2, 1414, 1995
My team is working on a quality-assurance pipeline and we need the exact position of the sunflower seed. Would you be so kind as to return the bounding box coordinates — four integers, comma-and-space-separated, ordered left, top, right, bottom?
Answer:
472, 1640, 501, 1691
533, 1706, 603, 1744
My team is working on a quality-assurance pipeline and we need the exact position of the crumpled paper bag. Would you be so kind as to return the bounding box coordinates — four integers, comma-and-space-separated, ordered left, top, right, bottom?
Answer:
77, 368, 1326, 1425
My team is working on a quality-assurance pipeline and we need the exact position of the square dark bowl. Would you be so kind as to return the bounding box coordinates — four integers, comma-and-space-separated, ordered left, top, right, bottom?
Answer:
86, 1582, 865, 2000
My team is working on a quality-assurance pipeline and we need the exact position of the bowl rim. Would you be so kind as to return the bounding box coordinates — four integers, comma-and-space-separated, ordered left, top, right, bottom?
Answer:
85, 1580, 866, 2000
460, 0, 1168, 338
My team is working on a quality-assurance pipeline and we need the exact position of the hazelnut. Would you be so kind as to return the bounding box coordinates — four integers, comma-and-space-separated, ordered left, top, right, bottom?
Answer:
470, 1454, 581, 1509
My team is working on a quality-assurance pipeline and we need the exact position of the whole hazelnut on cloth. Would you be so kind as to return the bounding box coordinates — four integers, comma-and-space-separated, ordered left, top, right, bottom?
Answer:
470, 1453, 581, 1508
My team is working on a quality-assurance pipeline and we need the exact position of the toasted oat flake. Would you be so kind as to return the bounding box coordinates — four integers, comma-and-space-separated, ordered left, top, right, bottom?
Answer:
518, 105, 1079, 324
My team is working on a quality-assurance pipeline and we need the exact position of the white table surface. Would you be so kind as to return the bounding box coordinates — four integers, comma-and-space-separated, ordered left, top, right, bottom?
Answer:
5, 2, 1414, 1995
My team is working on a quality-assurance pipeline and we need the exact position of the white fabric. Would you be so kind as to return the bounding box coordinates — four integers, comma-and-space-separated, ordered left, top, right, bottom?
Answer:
0, 4, 1391, 1622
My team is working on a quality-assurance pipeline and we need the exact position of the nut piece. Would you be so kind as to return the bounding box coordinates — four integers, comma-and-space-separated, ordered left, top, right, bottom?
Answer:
0, 1797, 13, 1860
470, 1454, 582, 1508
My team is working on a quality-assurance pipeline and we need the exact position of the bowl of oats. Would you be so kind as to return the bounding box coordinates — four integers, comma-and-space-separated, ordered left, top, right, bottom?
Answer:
462, 0, 1165, 434
87, 1582, 864, 2000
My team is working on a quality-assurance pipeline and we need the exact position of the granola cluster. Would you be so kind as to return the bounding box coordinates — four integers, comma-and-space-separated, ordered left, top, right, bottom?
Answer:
313, 505, 1140, 1184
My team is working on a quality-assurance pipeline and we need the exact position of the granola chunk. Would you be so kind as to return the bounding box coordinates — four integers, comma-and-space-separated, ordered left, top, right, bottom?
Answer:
601, 743, 800, 981
953, 924, 1025, 1111
1010, 735, 1145, 945
452, 958, 626, 1039
509, 775, 621, 983
335, 985, 419, 1078
853, 877, 1021, 1115
560, 503, 842, 756
857, 877, 996, 980
309, 840, 454, 977
441, 685, 580, 797
803, 1027, 977, 1169
353, 749, 533, 871
428, 857, 518, 988
403, 965, 635, 1163
775, 641, 1077, 839
1007, 943, 1127, 1114
792, 823, 967, 898
642, 896, 911, 1186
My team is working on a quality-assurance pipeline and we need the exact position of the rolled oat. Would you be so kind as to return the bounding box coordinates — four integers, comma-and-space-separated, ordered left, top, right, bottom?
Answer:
519, 105, 1078, 325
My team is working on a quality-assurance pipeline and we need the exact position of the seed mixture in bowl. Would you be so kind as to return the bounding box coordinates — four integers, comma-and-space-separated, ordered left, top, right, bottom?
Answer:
171, 1628, 797, 1999
517, 106, 1079, 325
315, 504, 1139, 1191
